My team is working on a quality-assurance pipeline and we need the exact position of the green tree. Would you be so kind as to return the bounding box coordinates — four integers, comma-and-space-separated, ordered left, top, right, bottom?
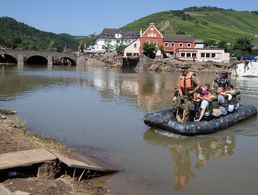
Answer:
205, 39, 217, 47
176, 30, 185, 35
143, 42, 157, 58
102, 39, 113, 52
115, 44, 126, 55
232, 37, 253, 59
159, 45, 167, 58
218, 40, 230, 52
11, 37, 22, 49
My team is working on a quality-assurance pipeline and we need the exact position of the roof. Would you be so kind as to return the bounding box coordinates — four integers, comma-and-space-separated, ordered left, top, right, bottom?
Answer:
194, 39, 205, 43
176, 47, 226, 51
98, 28, 140, 40
141, 23, 163, 38
164, 35, 193, 42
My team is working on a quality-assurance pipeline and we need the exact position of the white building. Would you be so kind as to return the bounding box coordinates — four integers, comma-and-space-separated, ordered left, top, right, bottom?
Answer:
88, 28, 139, 53
176, 48, 230, 63
123, 39, 141, 57
194, 39, 205, 48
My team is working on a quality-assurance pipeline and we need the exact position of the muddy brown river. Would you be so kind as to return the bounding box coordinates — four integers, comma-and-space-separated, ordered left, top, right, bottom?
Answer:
0, 65, 258, 195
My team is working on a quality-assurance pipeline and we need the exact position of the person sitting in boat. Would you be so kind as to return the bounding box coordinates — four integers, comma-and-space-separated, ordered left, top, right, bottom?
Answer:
192, 92, 202, 121
201, 83, 215, 96
177, 64, 202, 122
224, 85, 240, 111
211, 71, 231, 90
195, 91, 215, 121
217, 87, 228, 116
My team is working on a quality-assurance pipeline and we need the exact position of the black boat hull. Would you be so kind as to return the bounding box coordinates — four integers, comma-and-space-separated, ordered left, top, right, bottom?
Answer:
144, 105, 257, 136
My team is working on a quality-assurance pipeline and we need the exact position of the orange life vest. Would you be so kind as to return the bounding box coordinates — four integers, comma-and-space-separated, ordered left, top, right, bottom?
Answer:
179, 72, 193, 90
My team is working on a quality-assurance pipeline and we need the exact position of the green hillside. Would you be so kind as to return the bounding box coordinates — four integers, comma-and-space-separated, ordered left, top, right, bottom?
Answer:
0, 17, 79, 52
123, 7, 258, 44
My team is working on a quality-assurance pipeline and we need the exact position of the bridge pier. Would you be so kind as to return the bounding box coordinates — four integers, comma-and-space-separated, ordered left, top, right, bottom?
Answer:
47, 56, 53, 70
17, 54, 24, 70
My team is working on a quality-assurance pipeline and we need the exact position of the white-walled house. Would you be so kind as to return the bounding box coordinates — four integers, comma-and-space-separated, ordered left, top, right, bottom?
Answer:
123, 39, 141, 57
196, 48, 230, 62
176, 48, 230, 62
88, 28, 139, 53
194, 39, 205, 48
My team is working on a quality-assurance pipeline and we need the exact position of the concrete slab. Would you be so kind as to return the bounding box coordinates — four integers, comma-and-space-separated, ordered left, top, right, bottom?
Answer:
0, 149, 57, 171
0, 184, 12, 195
50, 150, 118, 172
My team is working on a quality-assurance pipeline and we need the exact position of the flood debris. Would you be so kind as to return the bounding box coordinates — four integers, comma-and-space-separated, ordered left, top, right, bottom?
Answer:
0, 148, 118, 181
0, 108, 16, 115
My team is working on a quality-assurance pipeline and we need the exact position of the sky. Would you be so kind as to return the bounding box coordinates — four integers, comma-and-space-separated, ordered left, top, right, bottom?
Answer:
1, 0, 258, 36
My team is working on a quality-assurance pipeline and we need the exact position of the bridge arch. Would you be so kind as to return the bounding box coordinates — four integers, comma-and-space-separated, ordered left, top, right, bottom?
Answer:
26, 55, 48, 65
0, 54, 17, 65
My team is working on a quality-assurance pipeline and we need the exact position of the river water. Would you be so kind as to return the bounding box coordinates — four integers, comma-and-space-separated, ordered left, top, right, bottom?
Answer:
0, 65, 258, 195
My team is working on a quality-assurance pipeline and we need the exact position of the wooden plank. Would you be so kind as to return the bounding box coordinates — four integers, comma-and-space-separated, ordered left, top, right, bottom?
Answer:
50, 150, 118, 172
0, 184, 12, 195
0, 149, 57, 171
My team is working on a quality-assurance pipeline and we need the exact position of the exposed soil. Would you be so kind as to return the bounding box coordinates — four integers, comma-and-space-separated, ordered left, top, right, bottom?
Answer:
0, 115, 112, 195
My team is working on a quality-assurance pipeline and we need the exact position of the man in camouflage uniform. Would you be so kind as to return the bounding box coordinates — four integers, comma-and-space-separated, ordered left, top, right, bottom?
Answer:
172, 65, 201, 122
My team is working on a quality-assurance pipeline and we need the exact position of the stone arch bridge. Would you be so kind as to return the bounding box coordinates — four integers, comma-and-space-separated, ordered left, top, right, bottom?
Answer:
0, 49, 78, 68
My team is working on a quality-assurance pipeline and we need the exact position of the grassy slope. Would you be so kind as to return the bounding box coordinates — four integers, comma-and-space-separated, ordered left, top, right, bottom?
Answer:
123, 10, 258, 43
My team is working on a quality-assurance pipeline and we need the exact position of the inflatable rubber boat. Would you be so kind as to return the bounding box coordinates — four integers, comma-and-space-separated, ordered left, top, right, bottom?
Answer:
144, 105, 257, 136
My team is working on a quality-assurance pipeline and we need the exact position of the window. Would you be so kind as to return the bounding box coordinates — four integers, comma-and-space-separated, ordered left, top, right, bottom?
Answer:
154, 41, 158, 46
126, 53, 132, 56
165, 42, 168, 47
181, 53, 185, 57
134, 44, 137, 48
171, 42, 175, 47
186, 53, 191, 57
192, 53, 196, 57
147, 32, 156, 37
145, 41, 150, 44
212, 53, 216, 58
187, 43, 191, 48
201, 53, 205, 58
179, 43, 183, 48
206, 53, 210, 58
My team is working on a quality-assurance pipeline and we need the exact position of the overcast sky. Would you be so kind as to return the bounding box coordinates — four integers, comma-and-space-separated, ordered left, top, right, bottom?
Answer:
1, 0, 258, 35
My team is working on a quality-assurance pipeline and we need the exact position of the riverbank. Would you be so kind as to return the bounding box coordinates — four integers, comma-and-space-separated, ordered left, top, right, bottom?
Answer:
129, 55, 236, 73
80, 53, 237, 73
0, 113, 112, 195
